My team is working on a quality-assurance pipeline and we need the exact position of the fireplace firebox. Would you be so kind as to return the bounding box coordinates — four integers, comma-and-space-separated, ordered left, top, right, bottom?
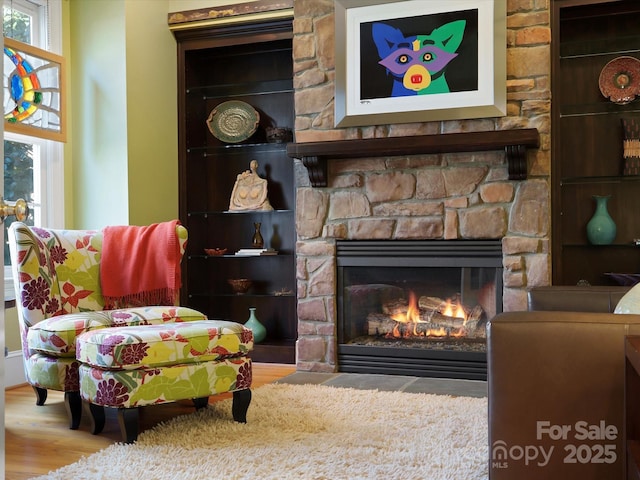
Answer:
336, 240, 503, 380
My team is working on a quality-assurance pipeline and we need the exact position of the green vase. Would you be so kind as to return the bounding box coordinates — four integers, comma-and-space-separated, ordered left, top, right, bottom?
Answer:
245, 307, 266, 343
586, 195, 616, 245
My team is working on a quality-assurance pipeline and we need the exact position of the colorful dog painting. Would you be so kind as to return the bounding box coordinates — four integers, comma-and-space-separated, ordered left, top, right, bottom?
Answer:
372, 20, 466, 97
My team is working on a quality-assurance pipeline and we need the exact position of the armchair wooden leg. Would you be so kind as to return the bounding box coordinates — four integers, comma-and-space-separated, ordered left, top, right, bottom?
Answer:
232, 389, 251, 423
117, 408, 139, 444
83, 401, 106, 435
193, 397, 209, 410
64, 391, 82, 430
32, 386, 47, 406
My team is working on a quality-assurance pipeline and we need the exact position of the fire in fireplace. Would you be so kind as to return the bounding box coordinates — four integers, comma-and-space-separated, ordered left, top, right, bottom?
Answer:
336, 240, 503, 380
371, 288, 489, 340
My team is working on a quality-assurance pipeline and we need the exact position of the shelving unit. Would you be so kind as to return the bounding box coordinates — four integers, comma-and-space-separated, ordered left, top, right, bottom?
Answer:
173, 17, 296, 363
552, 0, 640, 285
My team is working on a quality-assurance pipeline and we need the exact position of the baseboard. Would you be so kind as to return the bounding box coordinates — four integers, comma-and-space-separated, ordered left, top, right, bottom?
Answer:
5, 350, 26, 388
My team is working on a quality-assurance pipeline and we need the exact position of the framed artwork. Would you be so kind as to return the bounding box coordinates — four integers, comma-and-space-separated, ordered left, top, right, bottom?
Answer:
3, 37, 66, 142
334, 0, 506, 127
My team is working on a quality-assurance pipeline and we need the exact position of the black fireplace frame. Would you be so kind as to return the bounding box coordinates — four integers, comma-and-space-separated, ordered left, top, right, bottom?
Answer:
336, 240, 503, 380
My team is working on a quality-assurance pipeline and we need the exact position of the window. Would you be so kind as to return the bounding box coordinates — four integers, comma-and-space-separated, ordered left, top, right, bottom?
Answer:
3, 0, 63, 272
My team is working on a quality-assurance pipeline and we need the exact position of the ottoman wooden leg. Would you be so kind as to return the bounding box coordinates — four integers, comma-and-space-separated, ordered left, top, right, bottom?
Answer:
232, 389, 251, 423
83, 401, 106, 435
118, 408, 139, 444
64, 391, 82, 430
193, 397, 209, 410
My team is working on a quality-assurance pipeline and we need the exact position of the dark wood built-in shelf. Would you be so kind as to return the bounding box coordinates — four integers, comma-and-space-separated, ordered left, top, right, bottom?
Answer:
173, 14, 297, 364
286, 128, 540, 187
551, 0, 640, 286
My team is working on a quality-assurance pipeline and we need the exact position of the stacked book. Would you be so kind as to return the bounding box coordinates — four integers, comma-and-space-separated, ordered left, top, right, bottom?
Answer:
234, 248, 278, 256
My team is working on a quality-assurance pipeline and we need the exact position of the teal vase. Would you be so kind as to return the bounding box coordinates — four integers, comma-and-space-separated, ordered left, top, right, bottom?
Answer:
586, 195, 616, 245
245, 307, 266, 343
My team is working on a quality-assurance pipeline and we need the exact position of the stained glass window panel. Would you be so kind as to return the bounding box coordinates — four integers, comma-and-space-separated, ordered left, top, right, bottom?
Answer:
3, 37, 65, 142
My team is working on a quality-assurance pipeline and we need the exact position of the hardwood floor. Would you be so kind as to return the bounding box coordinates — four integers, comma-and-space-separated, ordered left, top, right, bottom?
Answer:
5, 363, 296, 480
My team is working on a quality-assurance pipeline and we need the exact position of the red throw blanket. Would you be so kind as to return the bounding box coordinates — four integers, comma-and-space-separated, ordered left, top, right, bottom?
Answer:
101, 220, 182, 309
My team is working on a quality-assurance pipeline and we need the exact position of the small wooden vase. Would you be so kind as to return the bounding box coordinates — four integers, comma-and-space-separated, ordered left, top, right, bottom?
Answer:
252, 222, 264, 249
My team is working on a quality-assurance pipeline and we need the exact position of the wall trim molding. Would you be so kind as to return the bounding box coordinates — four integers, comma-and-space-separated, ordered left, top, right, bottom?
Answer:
168, 0, 293, 31
5, 350, 26, 389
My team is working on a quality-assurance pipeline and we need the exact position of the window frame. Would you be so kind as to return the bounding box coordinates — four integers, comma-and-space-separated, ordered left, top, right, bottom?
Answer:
3, 0, 64, 293
3, 0, 64, 221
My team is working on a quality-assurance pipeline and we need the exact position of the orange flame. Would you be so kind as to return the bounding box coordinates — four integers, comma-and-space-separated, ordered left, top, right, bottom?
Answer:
391, 291, 423, 324
388, 291, 468, 339
443, 299, 467, 321
425, 327, 447, 337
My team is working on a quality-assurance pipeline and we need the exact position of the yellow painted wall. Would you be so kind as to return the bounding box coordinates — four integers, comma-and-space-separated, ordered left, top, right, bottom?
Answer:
69, 0, 128, 229
67, 0, 178, 229
63, 0, 73, 227
125, 0, 179, 226
65, 0, 276, 229
5, 308, 19, 353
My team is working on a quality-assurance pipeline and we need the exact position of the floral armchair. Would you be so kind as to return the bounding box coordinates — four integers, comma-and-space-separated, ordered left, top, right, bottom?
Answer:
7, 222, 207, 429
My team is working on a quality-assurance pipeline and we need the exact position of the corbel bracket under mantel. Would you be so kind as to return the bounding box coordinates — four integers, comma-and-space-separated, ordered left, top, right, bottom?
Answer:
286, 128, 539, 187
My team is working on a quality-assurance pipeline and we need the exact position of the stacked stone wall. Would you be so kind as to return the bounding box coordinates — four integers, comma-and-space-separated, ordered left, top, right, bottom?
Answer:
291, 0, 551, 372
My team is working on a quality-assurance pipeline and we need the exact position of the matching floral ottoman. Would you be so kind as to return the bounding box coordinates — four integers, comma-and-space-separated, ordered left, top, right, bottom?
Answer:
76, 319, 253, 443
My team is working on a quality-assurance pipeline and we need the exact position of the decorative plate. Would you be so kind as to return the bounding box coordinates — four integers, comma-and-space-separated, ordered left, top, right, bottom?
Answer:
206, 101, 260, 143
598, 56, 640, 105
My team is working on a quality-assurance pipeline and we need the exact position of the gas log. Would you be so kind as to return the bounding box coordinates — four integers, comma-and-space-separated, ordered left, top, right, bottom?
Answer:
369, 295, 485, 337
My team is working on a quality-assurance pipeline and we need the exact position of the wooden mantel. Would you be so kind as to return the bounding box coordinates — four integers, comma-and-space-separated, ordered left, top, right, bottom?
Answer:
286, 128, 540, 187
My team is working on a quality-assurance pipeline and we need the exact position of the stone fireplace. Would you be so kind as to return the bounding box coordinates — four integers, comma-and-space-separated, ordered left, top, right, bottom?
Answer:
336, 239, 502, 380
289, 0, 551, 375
291, 132, 547, 376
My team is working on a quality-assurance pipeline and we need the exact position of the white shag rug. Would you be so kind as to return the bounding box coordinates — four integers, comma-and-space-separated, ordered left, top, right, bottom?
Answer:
31, 383, 488, 480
